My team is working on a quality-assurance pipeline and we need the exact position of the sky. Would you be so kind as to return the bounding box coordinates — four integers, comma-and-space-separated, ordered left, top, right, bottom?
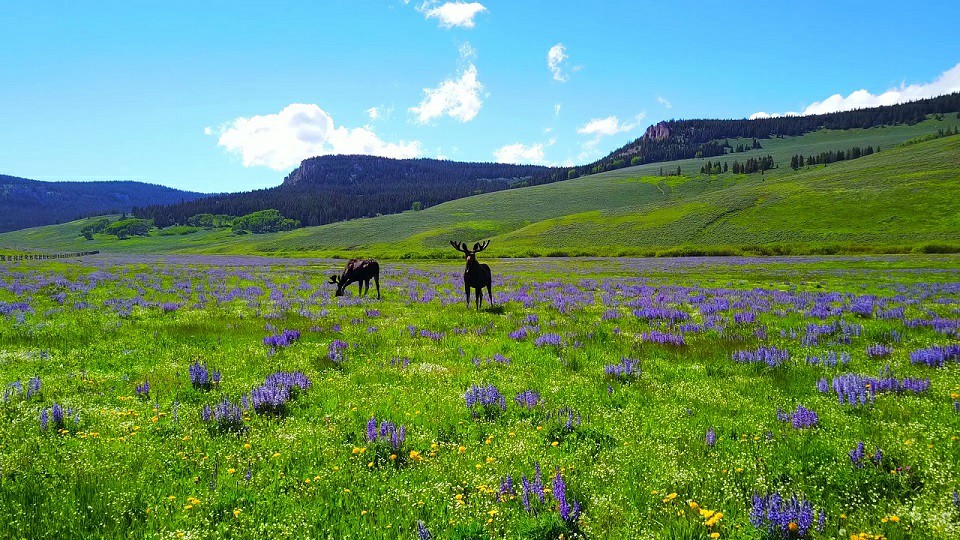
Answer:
1, 0, 959, 193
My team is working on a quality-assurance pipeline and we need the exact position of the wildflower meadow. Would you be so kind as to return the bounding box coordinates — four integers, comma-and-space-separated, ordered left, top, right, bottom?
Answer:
1, 254, 959, 539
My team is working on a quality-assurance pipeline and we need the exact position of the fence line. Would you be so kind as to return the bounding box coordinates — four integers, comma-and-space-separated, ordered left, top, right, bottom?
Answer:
0, 251, 99, 262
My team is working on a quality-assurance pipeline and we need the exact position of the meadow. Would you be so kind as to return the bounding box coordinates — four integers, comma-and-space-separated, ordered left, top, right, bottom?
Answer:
2, 117, 959, 259
1, 254, 959, 539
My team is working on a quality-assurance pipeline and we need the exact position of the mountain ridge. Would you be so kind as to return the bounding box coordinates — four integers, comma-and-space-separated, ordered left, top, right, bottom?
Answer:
0, 174, 208, 233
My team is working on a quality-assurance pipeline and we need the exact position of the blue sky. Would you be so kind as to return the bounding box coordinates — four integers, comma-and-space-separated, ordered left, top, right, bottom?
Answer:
1, 1, 958, 193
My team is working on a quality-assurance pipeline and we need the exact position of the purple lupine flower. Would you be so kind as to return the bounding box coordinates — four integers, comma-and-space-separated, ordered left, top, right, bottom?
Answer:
509, 327, 529, 340
553, 470, 581, 522
641, 330, 685, 346
328, 339, 348, 363
500, 475, 515, 496
733, 346, 789, 367
791, 405, 818, 429
750, 492, 820, 538
706, 427, 716, 447
40, 402, 69, 432
520, 475, 532, 513
263, 328, 301, 349
534, 333, 562, 347
909, 344, 960, 367
604, 357, 641, 381
866, 343, 893, 358
533, 463, 545, 503
816, 378, 829, 393
778, 404, 818, 429
365, 417, 406, 450
26, 377, 41, 398
135, 380, 150, 399
189, 362, 221, 391
873, 448, 883, 464
515, 390, 541, 409
201, 398, 245, 434
464, 384, 507, 419
849, 441, 865, 467
416, 521, 432, 540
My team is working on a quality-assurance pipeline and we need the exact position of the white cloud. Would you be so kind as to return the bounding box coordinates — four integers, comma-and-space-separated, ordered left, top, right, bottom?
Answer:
409, 63, 484, 123
420, 2, 487, 28
203, 126, 213, 136
576, 113, 646, 137
215, 103, 422, 171
459, 41, 477, 60
750, 62, 960, 119
366, 105, 394, 121
547, 43, 569, 82
657, 96, 672, 109
493, 142, 546, 164
553, 103, 562, 117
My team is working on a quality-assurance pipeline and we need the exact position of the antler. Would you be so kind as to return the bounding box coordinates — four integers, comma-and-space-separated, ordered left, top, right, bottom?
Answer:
474, 240, 490, 253
450, 240, 469, 253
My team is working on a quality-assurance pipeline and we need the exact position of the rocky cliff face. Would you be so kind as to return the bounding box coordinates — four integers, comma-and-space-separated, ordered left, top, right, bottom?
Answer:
644, 121, 671, 140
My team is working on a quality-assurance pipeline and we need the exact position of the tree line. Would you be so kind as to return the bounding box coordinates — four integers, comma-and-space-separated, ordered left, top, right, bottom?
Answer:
135, 156, 552, 228
790, 146, 877, 170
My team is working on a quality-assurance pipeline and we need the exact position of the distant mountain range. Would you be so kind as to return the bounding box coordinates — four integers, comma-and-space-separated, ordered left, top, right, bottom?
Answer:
0, 175, 207, 233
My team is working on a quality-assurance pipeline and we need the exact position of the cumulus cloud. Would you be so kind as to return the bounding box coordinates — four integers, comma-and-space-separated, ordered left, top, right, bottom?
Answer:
657, 96, 672, 109
750, 62, 960, 119
419, 1, 487, 28
203, 126, 213, 135
547, 43, 569, 82
213, 103, 422, 171
554, 103, 562, 117
409, 63, 484, 123
493, 137, 557, 165
493, 142, 546, 164
576, 113, 646, 137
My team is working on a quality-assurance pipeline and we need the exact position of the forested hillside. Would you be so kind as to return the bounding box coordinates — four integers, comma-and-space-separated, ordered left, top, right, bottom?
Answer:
542, 91, 960, 182
0, 175, 207, 233
135, 157, 554, 228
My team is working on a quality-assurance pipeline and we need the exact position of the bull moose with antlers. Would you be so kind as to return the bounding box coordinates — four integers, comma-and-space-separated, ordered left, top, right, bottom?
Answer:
450, 240, 493, 310
328, 259, 380, 299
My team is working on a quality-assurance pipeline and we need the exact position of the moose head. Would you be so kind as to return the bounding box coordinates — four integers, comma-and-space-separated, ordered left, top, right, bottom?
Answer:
328, 274, 348, 297
450, 240, 489, 265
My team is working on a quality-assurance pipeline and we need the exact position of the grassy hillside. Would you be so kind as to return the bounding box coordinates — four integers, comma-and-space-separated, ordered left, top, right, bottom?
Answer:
2, 117, 959, 258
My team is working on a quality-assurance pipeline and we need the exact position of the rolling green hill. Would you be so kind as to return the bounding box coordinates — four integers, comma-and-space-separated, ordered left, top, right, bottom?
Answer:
2, 116, 959, 258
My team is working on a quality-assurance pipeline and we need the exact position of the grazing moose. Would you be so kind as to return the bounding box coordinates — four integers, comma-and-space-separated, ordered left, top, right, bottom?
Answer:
328, 259, 380, 299
450, 240, 493, 310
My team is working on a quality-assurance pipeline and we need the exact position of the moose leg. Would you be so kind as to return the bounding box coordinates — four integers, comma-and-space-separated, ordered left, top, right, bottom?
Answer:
357, 282, 363, 296
464, 285, 471, 307
475, 287, 483, 310
486, 285, 493, 306
374, 275, 381, 299
363, 280, 370, 296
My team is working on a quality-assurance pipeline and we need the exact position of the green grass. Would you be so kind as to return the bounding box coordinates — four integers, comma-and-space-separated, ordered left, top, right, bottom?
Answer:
1, 255, 959, 538
2, 117, 959, 258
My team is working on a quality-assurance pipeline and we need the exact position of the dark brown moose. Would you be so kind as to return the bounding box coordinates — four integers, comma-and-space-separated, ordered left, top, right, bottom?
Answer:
329, 259, 380, 299
450, 240, 493, 310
